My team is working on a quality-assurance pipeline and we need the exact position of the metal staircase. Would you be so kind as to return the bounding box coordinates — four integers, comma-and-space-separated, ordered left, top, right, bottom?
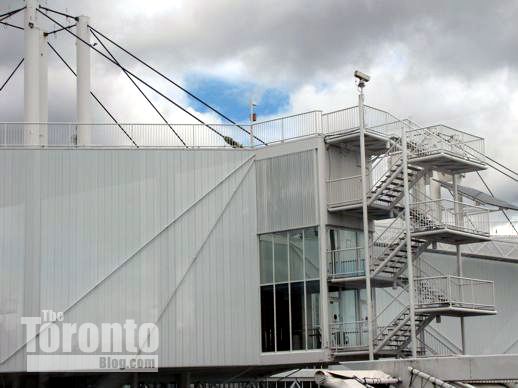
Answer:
328, 141, 425, 219
374, 306, 433, 354
370, 215, 430, 280
325, 105, 495, 359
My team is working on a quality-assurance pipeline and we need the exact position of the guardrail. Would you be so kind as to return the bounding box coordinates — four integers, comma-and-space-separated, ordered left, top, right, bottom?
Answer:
415, 275, 496, 311
408, 125, 485, 164
251, 110, 323, 145
410, 199, 490, 236
326, 175, 362, 207
322, 105, 410, 138
329, 320, 369, 349
0, 122, 253, 148
327, 247, 365, 278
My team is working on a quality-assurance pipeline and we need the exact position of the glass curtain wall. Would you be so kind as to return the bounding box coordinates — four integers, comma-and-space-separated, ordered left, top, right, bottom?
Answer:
260, 227, 320, 352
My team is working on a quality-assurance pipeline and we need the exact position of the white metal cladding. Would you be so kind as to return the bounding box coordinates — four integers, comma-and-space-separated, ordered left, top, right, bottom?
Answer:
256, 150, 318, 234
413, 251, 518, 356
0, 148, 261, 372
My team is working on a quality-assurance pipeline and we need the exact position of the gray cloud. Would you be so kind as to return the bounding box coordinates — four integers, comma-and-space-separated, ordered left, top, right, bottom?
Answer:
0, 0, 517, 206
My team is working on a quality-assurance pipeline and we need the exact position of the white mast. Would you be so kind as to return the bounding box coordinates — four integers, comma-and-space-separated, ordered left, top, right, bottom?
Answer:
39, 31, 48, 145
76, 15, 91, 145
24, 0, 40, 145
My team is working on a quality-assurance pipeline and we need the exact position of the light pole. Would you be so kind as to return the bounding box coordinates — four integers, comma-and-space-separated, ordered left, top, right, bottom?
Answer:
355, 70, 375, 360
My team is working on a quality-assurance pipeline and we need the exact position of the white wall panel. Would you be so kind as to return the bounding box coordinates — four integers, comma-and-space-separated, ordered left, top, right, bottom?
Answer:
0, 149, 260, 372
256, 150, 318, 234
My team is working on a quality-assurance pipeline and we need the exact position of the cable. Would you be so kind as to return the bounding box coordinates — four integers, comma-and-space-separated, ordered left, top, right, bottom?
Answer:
47, 42, 139, 148
44, 23, 76, 37
462, 141, 518, 180
0, 21, 23, 30
37, 9, 242, 147
88, 24, 266, 145
0, 58, 23, 93
476, 171, 518, 235
38, 5, 77, 20
90, 27, 187, 147
0, 6, 25, 21
432, 131, 518, 183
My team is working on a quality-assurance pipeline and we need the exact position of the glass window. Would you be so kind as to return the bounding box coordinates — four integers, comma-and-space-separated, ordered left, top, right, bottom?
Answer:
290, 282, 305, 350
274, 233, 288, 283
304, 228, 319, 279
275, 283, 290, 351
289, 230, 304, 281
260, 285, 275, 352
259, 227, 321, 352
306, 280, 321, 349
260, 235, 273, 284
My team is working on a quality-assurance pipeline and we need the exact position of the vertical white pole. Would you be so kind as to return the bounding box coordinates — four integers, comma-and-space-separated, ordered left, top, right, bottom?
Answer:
358, 84, 374, 360
452, 174, 466, 354
24, 0, 40, 145
317, 140, 330, 351
39, 31, 48, 145
402, 127, 418, 358
76, 15, 91, 145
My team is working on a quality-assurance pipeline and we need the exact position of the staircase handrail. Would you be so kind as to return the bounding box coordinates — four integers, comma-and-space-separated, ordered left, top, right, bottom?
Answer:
369, 141, 404, 196
424, 326, 463, 355
375, 285, 409, 325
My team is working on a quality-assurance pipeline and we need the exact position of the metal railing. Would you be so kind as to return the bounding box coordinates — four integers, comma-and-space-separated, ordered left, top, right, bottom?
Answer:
0, 122, 254, 148
410, 199, 490, 236
326, 175, 362, 206
415, 275, 496, 311
322, 105, 409, 138
329, 320, 369, 349
327, 247, 365, 278
371, 215, 405, 265
326, 143, 405, 208
408, 124, 485, 164
251, 110, 323, 145
418, 327, 462, 357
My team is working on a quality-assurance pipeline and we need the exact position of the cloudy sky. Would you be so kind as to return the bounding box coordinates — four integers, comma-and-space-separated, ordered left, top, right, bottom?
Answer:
0, 0, 517, 212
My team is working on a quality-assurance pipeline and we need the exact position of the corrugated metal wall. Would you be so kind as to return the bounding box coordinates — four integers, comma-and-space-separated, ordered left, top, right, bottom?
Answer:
420, 251, 518, 355
0, 149, 261, 371
256, 150, 318, 234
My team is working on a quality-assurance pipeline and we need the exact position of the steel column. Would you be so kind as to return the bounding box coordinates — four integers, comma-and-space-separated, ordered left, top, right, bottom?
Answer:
402, 127, 418, 357
358, 84, 374, 360
453, 174, 466, 354
24, 0, 40, 145
39, 31, 48, 145
317, 140, 330, 350
76, 15, 91, 145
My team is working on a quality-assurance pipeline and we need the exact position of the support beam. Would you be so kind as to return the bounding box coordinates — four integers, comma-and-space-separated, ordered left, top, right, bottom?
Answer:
358, 84, 374, 360
453, 174, 466, 354
76, 15, 91, 145
317, 140, 330, 350
39, 31, 48, 145
24, 0, 40, 145
402, 127, 418, 358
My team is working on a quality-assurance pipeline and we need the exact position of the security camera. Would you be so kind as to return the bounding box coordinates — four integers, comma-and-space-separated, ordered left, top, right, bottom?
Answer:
354, 70, 370, 83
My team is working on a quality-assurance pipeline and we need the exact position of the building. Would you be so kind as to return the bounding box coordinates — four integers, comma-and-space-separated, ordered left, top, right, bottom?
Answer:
1, 1, 518, 387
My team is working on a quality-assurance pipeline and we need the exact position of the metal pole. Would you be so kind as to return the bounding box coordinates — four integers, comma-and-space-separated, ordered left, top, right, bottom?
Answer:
402, 127, 418, 357
24, 0, 40, 145
76, 15, 91, 145
249, 99, 256, 147
358, 82, 374, 360
39, 31, 48, 145
452, 174, 466, 354
317, 140, 330, 350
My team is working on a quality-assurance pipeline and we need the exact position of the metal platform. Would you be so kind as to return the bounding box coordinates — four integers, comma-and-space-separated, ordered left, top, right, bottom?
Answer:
410, 152, 487, 174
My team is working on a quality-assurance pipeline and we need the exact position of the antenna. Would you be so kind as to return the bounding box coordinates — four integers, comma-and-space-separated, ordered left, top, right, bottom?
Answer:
249, 98, 256, 147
